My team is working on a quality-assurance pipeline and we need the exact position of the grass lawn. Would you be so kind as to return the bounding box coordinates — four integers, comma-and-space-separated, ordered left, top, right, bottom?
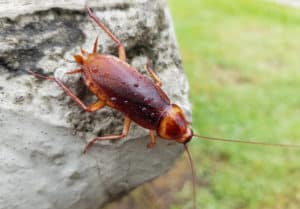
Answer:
170, 0, 300, 209
104, 1, 300, 209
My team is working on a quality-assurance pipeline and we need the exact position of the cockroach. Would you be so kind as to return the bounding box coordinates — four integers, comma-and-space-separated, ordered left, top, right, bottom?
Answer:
25, 3, 300, 209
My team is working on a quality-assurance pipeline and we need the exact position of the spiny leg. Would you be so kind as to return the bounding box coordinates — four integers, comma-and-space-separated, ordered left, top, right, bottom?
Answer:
83, 117, 132, 153
85, 3, 126, 61
84, 100, 106, 112
25, 69, 105, 112
92, 36, 99, 53
66, 69, 82, 75
146, 61, 162, 87
81, 47, 88, 56
147, 130, 156, 149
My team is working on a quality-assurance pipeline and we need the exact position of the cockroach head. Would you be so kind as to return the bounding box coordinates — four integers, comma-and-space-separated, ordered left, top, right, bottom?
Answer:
157, 104, 193, 144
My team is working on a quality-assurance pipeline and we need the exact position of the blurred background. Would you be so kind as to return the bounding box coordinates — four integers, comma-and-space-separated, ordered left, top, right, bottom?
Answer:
104, 0, 300, 208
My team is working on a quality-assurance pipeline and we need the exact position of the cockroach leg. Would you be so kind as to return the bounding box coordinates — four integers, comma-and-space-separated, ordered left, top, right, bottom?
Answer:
26, 69, 105, 112
74, 54, 84, 65
146, 62, 162, 87
66, 68, 82, 74
25, 69, 54, 80
84, 100, 106, 112
92, 36, 99, 53
83, 117, 131, 153
85, 3, 126, 61
147, 130, 156, 149
80, 47, 87, 56
47, 78, 105, 112
118, 45, 126, 61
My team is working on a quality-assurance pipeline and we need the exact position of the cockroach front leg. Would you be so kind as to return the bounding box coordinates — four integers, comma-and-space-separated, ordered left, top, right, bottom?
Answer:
83, 117, 131, 153
26, 69, 105, 112
146, 62, 162, 87
147, 130, 157, 148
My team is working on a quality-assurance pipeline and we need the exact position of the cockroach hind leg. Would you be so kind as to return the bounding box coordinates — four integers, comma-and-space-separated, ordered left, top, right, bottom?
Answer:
85, 3, 126, 61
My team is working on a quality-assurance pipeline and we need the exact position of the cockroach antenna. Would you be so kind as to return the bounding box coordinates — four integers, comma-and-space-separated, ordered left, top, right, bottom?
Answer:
193, 134, 300, 148
184, 144, 196, 209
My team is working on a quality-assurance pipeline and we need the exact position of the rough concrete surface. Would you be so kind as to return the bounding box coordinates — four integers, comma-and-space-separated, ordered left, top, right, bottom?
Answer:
0, 1, 191, 209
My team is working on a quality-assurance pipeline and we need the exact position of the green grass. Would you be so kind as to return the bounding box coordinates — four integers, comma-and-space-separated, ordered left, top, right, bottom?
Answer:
169, 0, 300, 209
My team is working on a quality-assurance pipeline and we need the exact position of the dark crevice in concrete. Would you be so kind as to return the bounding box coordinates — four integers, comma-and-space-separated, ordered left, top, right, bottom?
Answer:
89, 3, 131, 12
0, 8, 86, 76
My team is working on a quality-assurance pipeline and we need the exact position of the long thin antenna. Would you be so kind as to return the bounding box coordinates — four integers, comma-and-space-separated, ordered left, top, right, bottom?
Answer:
184, 144, 196, 209
193, 134, 300, 148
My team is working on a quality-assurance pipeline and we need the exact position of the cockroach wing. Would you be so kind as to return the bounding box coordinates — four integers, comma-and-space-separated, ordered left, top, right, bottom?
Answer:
83, 54, 171, 130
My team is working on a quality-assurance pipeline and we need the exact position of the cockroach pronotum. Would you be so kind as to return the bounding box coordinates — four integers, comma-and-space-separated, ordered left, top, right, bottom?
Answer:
25, 3, 300, 209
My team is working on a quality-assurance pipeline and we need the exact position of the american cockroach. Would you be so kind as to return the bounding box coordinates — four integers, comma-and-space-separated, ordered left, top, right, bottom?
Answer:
26, 3, 300, 209
26, 4, 196, 152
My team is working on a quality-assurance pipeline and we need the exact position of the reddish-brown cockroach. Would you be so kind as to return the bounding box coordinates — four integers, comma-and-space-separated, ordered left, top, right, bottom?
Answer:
27, 4, 195, 151
26, 3, 300, 209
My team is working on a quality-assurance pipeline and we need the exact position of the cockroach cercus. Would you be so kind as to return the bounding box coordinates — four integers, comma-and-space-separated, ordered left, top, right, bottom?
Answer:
25, 3, 300, 209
